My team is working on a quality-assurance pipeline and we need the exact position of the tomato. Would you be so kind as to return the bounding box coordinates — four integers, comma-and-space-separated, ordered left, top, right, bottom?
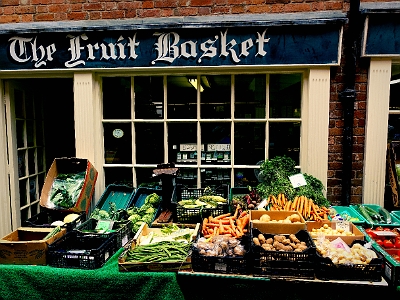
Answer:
383, 239, 395, 248
375, 226, 384, 231
376, 239, 384, 246
365, 228, 377, 238
395, 240, 400, 249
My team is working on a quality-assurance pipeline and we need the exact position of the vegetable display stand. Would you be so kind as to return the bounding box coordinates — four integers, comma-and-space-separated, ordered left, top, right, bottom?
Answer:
315, 240, 384, 282
23, 208, 86, 232
171, 185, 230, 224
251, 229, 316, 279
47, 230, 118, 269
75, 218, 133, 248
191, 235, 251, 275
329, 206, 368, 226
94, 184, 136, 212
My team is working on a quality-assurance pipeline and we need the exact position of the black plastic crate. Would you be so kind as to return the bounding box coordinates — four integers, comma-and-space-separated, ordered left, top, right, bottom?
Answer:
191, 234, 251, 274
75, 218, 133, 248
47, 230, 118, 269
23, 209, 86, 232
315, 239, 384, 282
172, 185, 230, 224
251, 228, 316, 279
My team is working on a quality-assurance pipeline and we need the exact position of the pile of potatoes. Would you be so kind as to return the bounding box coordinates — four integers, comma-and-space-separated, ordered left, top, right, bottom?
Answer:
253, 233, 308, 252
252, 213, 302, 224
309, 223, 355, 238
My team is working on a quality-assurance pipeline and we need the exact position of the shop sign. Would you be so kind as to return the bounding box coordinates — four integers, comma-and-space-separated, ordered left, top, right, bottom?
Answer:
363, 14, 400, 57
0, 25, 341, 70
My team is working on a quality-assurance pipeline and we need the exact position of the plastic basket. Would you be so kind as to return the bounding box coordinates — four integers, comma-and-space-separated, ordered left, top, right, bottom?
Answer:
94, 184, 136, 212
351, 204, 400, 227
75, 218, 133, 248
191, 235, 251, 274
23, 209, 86, 232
329, 205, 368, 225
315, 239, 383, 281
47, 231, 118, 269
172, 185, 230, 224
251, 229, 316, 279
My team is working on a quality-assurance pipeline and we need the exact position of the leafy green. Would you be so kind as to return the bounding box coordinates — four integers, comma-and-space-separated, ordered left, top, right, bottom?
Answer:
49, 172, 86, 208
256, 156, 329, 207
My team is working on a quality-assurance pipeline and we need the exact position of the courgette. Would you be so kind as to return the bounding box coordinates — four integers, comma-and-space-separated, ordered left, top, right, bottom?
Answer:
357, 205, 374, 224
362, 205, 385, 223
379, 207, 392, 224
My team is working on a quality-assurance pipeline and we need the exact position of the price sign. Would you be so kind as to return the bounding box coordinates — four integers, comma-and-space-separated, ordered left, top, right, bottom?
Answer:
289, 173, 307, 188
257, 199, 268, 209
180, 144, 205, 151
207, 144, 231, 151
335, 220, 351, 232
95, 220, 114, 232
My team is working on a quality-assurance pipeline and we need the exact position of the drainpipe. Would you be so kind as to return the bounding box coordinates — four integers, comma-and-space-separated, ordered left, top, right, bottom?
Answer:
340, 0, 361, 206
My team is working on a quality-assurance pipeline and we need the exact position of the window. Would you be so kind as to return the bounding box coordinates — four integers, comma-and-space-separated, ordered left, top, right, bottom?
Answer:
102, 73, 302, 189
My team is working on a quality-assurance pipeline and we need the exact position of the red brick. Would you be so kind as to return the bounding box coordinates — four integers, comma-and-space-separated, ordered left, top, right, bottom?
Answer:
83, 3, 104, 10
66, 11, 88, 20
101, 10, 125, 19
191, 0, 213, 5
34, 13, 55, 21
48, 4, 70, 13
154, 0, 178, 8
0, 15, 20, 23
1, 0, 19, 6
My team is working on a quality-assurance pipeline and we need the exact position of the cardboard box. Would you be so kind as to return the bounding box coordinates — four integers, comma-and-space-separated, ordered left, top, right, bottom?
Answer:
0, 227, 66, 265
306, 220, 364, 245
118, 222, 199, 272
250, 210, 306, 234
40, 157, 98, 214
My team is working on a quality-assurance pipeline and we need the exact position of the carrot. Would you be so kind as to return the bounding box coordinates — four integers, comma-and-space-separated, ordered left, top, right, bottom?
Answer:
271, 195, 277, 205
202, 218, 208, 232
238, 214, 250, 231
308, 199, 312, 219
214, 213, 231, 220
211, 219, 230, 225
291, 196, 299, 210
303, 197, 308, 218
298, 196, 304, 214
233, 205, 240, 219
239, 211, 248, 218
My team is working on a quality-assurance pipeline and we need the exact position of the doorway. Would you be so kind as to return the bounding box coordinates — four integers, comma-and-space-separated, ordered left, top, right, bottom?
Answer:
4, 78, 75, 228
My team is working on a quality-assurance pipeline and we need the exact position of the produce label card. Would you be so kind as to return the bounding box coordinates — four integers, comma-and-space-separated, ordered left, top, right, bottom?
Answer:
289, 174, 307, 188
95, 220, 114, 232
335, 221, 351, 232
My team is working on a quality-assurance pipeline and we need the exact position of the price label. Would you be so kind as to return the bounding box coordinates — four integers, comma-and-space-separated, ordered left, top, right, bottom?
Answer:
335, 220, 350, 232
257, 199, 268, 209
215, 263, 227, 271
373, 231, 397, 237
95, 220, 114, 232
289, 173, 307, 188
207, 144, 231, 151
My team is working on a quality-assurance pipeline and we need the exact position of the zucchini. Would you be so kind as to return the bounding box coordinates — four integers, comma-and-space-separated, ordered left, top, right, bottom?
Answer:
357, 205, 374, 224
379, 207, 392, 224
362, 205, 385, 223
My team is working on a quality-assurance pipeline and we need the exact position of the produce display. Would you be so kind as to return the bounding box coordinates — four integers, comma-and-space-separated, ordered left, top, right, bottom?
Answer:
365, 227, 400, 249
124, 224, 195, 263
231, 187, 262, 211
355, 204, 398, 225
127, 193, 162, 233
200, 210, 250, 238
252, 233, 308, 252
48, 172, 86, 209
309, 223, 356, 238
315, 237, 377, 265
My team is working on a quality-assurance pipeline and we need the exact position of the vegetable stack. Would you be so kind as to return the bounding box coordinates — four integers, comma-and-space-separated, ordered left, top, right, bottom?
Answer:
201, 208, 250, 238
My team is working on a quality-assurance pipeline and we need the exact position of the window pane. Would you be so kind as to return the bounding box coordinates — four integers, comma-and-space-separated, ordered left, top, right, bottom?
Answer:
168, 123, 197, 164
235, 74, 266, 118
200, 75, 231, 119
14, 89, 24, 119
176, 168, 197, 188
201, 123, 231, 165
269, 74, 301, 118
135, 123, 164, 164
18, 150, 26, 177
104, 123, 132, 164
200, 168, 230, 188
29, 177, 37, 203
103, 77, 131, 119
16, 120, 25, 148
136, 168, 160, 188
134, 76, 164, 119
26, 120, 34, 147
234, 168, 260, 187
269, 122, 301, 164
104, 167, 133, 187
19, 179, 27, 207
28, 148, 36, 175
234, 123, 265, 165
167, 76, 197, 119
37, 147, 44, 172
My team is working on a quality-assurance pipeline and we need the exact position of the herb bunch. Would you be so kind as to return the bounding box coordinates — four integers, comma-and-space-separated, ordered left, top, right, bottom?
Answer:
256, 156, 329, 207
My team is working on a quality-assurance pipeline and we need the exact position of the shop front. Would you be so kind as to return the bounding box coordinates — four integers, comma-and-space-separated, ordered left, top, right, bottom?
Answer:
0, 12, 346, 236
361, 2, 400, 210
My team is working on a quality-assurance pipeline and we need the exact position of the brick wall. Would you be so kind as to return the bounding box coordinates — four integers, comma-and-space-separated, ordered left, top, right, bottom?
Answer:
0, 0, 346, 23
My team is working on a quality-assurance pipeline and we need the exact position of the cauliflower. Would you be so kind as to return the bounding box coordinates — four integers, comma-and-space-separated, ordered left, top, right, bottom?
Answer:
90, 208, 110, 220
128, 213, 141, 223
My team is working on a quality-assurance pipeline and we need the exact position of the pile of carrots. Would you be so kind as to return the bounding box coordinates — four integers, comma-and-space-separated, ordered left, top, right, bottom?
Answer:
266, 193, 330, 221
201, 207, 250, 239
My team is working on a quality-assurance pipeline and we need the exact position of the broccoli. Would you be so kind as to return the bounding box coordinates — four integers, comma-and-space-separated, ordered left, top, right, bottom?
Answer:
90, 208, 110, 220
145, 193, 161, 206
